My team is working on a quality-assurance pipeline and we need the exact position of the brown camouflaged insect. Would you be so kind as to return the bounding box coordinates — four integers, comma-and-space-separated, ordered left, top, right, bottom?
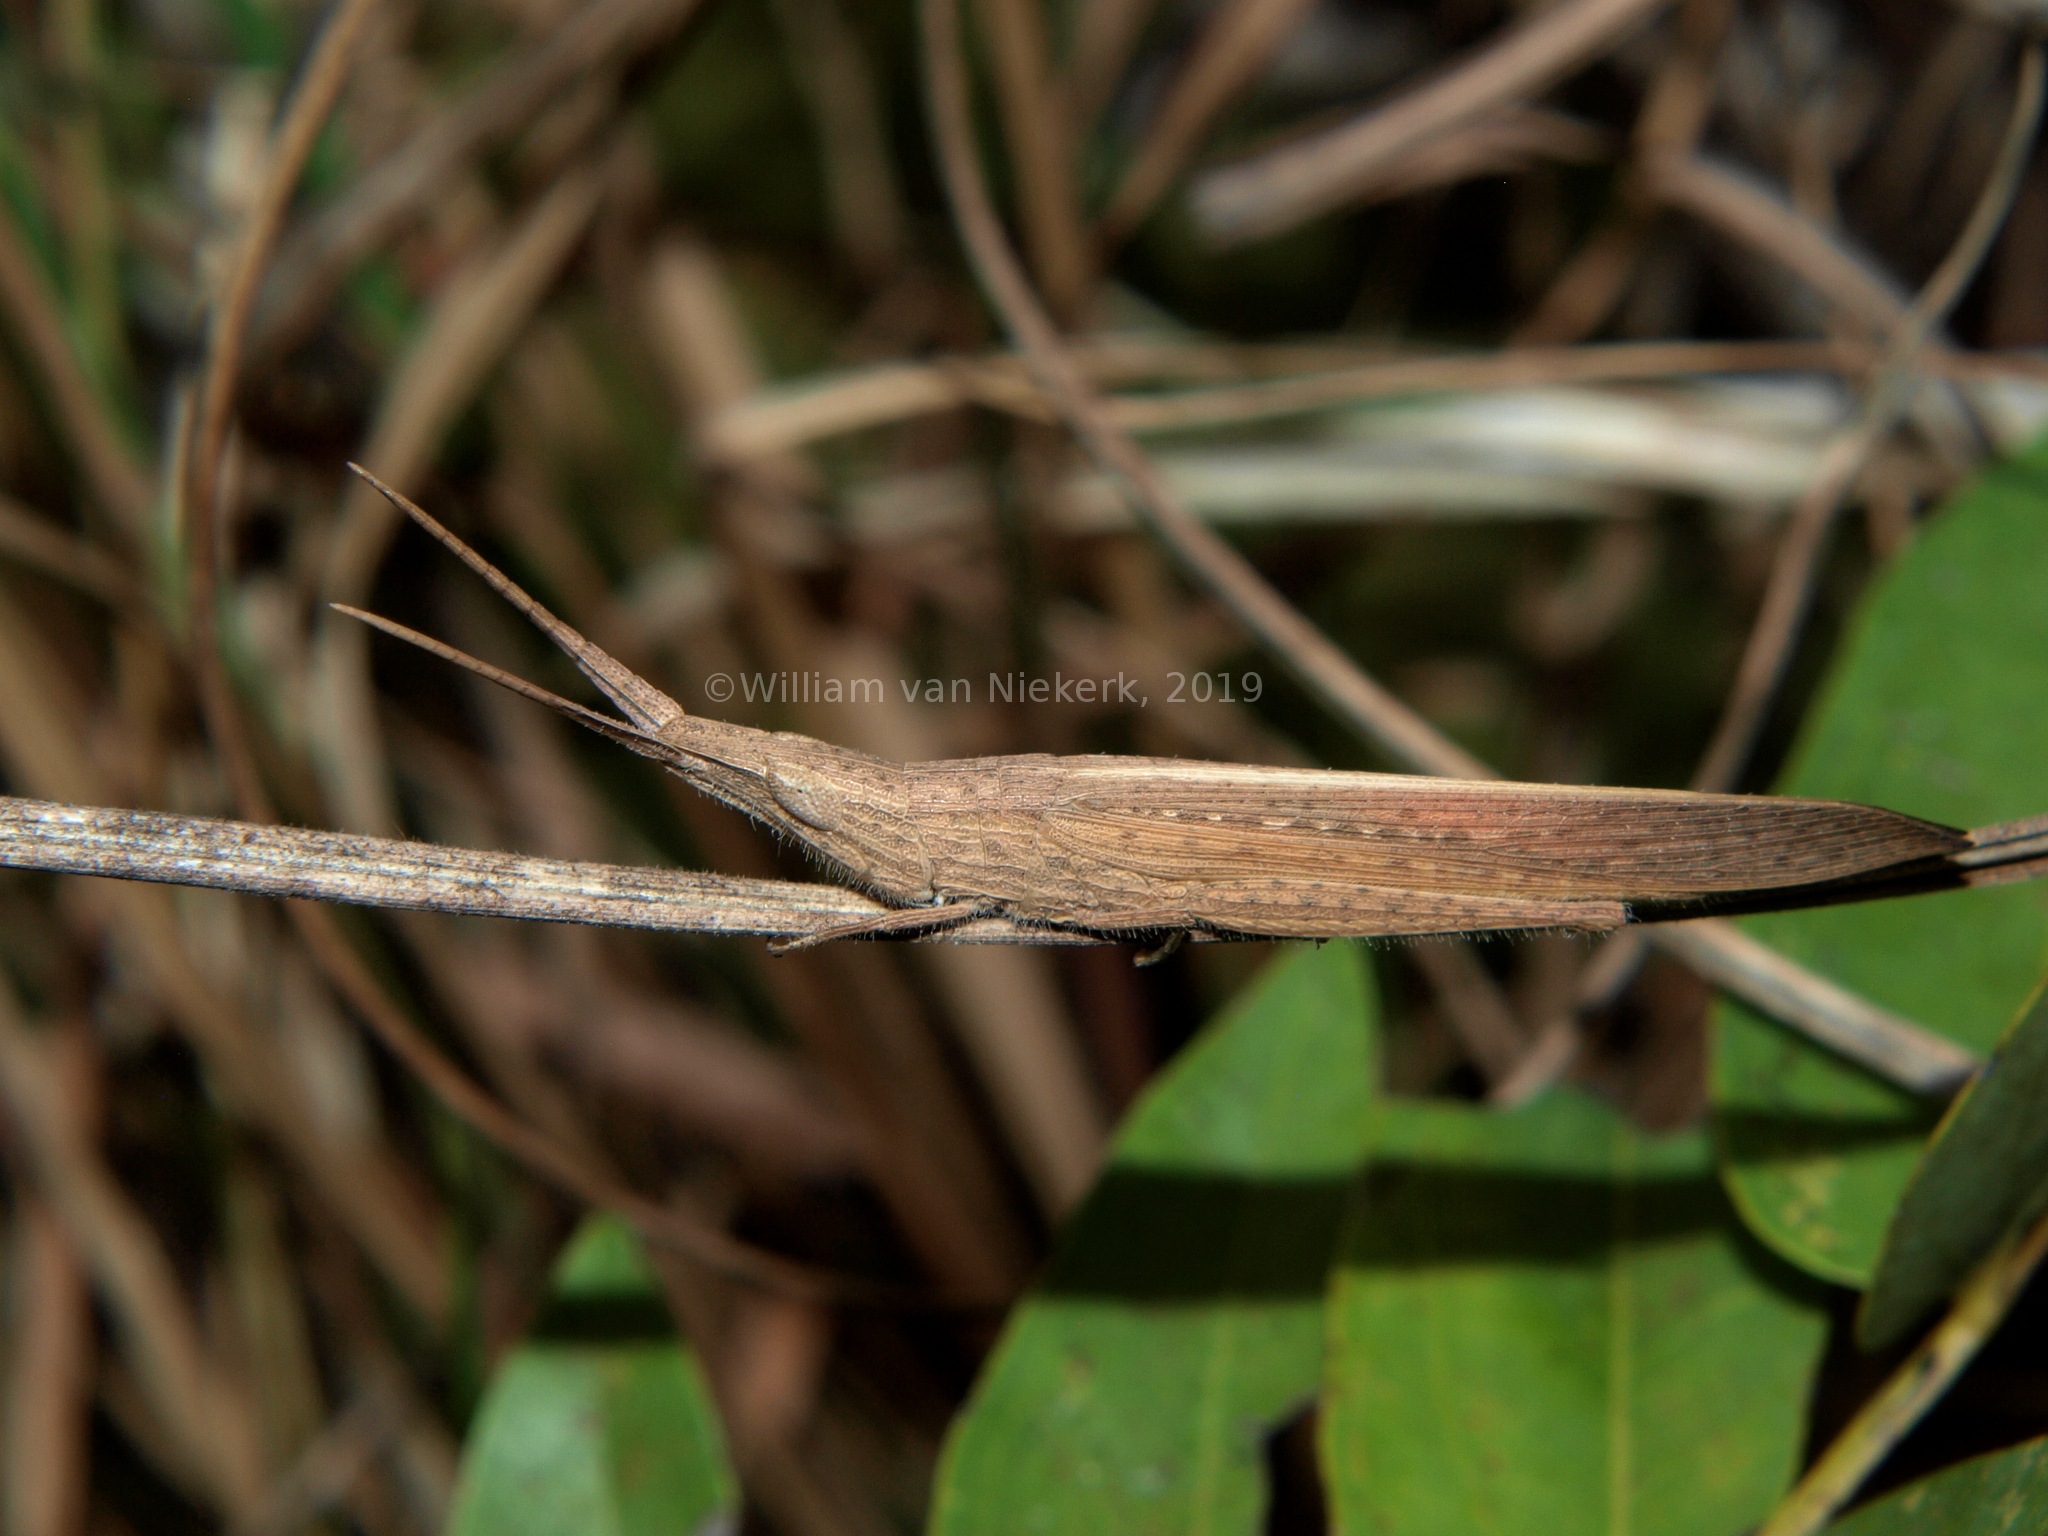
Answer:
337, 468, 2048, 953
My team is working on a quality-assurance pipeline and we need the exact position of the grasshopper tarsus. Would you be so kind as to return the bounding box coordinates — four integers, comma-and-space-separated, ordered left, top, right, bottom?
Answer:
1133, 930, 1188, 967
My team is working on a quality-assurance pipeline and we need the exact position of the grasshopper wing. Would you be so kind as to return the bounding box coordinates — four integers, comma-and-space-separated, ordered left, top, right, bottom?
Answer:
1042, 764, 1965, 903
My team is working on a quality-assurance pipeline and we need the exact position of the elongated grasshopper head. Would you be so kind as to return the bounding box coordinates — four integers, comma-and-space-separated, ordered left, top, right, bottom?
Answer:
337, 467, 938, 907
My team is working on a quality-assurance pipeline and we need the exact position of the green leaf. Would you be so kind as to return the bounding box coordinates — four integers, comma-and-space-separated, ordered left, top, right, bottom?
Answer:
1827, 1437, 2048, 1534
1860, 973, 2048, 1349
1322, 1091, 1828, 1536
446, 1215, 738, 1536
930, 941, 1377, 1536
1712, 442, 2048, 1285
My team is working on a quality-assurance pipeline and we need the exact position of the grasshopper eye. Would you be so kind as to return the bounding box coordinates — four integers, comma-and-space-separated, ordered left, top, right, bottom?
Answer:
767, 765, 845, 832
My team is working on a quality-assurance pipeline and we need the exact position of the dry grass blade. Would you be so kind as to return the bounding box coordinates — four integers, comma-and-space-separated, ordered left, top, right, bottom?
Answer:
0, 794, 899, 935
3, 1198, 92, 1536
1099, 0, 1318, 247
1191, 0, 1675, 244
43, 0, 126, 416
1329, 106, 1612, 209
0, 587, 450, 1320
1861, 13, 2009, 233
184, 0, 384, 823
0, 489, 140, 607
693, 336, 2048, 461
1644, 153, 1915, 336
184, 0, 383, 554
0, 201, 150, 534
1066, 0, 1160, 128
1647, 921, 1978, 1094
971, 0, 1091, 316
1687, 38, 2046, 795
767, 0, 906, 276
920, 0, 1992, 1098
282, 895, 951, 1306
1513, 0, 1734, 345
0, 987, 265, 1518
313, 160, 607, 835
251, 0, 703, 358
925, 0, 1491, 780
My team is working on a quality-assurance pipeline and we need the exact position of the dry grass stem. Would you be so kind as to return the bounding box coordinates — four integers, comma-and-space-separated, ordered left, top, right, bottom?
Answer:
1647, 920, 1978, 1094
1066, 0, 1160, 128
313, 159, 607, 835
1511, 0, 1734, 344
1687, 39, 2046, 794
971, 0, 1091, 316
1406, 939, 1532, 1086
700, 337, 2048, 461
0, 198, 150, 533
1099, 0, 1318, 246
1645, 153, 1916, 336
1191, 0, 1675, 243
3, 1198, 92, 1536
767, 0, 907, 276
0, 794, 914, 936
0, 490, 142, 607
185, 0, 384, 824
926, 0, 1493, 780
227, 1392, 390, 1536
0, 987, 266, 1518
922, 0, 1997, 1099
252, 0, 704, 359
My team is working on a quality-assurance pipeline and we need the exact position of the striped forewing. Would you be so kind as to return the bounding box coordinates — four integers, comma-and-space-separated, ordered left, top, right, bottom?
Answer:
1043, 765, 1966, 900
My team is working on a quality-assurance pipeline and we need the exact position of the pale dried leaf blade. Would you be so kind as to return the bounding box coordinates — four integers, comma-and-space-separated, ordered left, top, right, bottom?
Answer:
344, 464, 686, 734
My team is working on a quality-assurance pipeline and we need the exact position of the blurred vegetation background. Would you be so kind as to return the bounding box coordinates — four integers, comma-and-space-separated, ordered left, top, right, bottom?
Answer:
0, 0, 2044, 1528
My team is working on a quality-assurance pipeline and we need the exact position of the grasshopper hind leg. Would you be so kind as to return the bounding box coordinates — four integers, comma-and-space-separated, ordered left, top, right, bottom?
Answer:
769, 898, 996, 953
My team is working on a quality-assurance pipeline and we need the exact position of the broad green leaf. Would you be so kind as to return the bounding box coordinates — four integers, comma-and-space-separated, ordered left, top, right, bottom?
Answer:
1828, 1437, 2048, 1535
1713, 443, 2048, 1285
1861, 973, 2048, 1348
1323, 1091, 1828, 1536
930, 941, 1376, 1536
446, 1215, 738, 1536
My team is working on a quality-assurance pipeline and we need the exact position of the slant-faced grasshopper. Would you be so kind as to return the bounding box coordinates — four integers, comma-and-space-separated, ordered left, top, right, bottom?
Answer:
337, 469, 2048, 952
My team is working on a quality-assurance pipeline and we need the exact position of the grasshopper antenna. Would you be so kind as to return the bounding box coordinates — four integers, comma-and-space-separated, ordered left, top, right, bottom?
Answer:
330, 603, 684, 769
344, 464, 685, 737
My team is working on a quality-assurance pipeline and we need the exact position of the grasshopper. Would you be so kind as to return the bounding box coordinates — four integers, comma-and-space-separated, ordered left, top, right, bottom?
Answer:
338, 468, 2048, 952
